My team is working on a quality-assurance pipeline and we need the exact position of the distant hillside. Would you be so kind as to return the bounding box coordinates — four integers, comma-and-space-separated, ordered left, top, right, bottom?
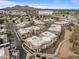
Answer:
1, 5, 79, 11
1, 5, 40, 10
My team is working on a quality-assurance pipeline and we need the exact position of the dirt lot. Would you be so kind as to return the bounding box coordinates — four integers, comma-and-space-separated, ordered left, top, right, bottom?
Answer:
57, 28, 79, 59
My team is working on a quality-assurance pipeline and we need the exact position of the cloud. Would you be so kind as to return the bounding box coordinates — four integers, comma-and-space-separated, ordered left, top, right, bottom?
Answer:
0, 0, 23, 8
0, 0, 53, 9
1, 0, 78, 9
28, 4, 52, 9
0, 0, 52, 9
71, 0, 79, 4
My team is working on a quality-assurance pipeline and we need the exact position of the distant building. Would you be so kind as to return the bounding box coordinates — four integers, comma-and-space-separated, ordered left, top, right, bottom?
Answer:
38, 10, 53, 15
25, 10, 38, 15
17, 26, 41, 39
22, 24, 63, 52
54, 20, 69, 25
0, 46, 10, 59
33, 19, 45, 25
10, 10, 26, 15
48, 24, 62, 35
12, 50, 20, 59
16, 22, 30, 29
24, 31, 57, 52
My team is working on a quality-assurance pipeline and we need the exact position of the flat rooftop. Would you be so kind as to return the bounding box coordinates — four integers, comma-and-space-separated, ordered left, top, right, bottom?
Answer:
25, 31, 57, 49
0, 47, 10, 59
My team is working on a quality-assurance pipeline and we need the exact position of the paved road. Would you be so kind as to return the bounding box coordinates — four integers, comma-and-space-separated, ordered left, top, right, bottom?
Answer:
8, 23, 26, 59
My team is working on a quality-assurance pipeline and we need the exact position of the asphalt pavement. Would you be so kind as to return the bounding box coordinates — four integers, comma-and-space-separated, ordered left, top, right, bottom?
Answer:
8, 23, 26, 59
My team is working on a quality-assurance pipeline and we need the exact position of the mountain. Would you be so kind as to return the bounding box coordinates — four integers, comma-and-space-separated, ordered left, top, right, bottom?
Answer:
1, 5, 79, 11
1, 5, 40, 10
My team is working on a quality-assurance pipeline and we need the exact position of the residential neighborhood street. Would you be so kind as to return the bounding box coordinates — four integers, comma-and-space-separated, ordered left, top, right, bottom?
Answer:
8, 23, 26, 59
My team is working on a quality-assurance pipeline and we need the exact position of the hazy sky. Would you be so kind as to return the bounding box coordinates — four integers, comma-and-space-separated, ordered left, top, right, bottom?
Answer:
0, 0, 79, 9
